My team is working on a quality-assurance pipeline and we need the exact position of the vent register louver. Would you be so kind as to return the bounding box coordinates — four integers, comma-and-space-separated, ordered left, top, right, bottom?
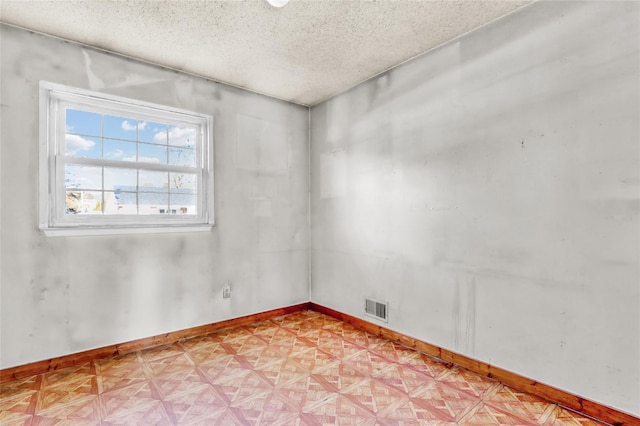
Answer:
364, 297, 388, 322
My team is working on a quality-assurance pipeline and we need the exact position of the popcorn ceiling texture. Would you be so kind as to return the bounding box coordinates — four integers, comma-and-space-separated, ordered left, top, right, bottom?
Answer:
0, 0, 532, 106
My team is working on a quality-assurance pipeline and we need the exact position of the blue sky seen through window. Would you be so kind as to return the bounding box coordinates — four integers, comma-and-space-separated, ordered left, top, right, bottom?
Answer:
64, 108, 198, 216
66, 109, 101, 137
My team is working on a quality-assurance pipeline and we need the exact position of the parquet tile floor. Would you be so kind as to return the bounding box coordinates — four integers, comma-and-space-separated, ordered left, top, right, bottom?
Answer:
1, 310, 606, 425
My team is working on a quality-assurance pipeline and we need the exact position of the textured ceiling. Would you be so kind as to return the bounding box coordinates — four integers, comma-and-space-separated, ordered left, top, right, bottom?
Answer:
0, 0, 532, 106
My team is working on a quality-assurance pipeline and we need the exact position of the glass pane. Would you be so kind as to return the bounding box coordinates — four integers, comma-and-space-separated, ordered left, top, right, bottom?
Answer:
104, 191, 137, 215
104, 139, 137, 162
139, 192, 168, 215
170, 194, 197, 215
66, 109, 102, 137
168, 147, 196, 167
139, 170, 168, 192
104, 115, 137, 141
66, 190, 102, 214
104, 167, 137, 191
170, 173, 197, 191
65, 134, 101, 158
65, 164, 102, 190
138, 121, 167, 144
168, 126, 196, 148
138, 143, 167, 164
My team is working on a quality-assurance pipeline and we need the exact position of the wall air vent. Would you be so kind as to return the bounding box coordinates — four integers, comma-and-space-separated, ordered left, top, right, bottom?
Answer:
365, 297, 388, 322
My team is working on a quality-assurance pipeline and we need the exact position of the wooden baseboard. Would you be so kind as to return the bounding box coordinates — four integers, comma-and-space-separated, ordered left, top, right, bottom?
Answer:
0, 302, 310, 383
2, 300, 637, 425
310, 302, 638, 426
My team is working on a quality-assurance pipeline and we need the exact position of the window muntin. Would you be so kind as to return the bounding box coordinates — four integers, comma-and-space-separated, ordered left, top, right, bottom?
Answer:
40, 82, 214, 235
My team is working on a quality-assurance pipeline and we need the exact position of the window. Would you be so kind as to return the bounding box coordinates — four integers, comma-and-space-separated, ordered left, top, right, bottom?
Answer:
39, 81, 214, 236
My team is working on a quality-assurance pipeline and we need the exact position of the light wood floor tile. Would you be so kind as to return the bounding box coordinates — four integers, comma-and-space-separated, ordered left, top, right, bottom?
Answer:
0, 310, 609, 425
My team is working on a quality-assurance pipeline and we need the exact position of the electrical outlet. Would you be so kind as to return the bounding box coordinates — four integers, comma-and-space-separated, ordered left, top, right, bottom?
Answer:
223, 283, 231, 299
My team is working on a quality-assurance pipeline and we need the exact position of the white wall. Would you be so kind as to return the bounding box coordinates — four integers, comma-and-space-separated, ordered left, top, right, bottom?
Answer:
0, 25, 309, 368
311, 0, 639, 416
2, 0, 639, 418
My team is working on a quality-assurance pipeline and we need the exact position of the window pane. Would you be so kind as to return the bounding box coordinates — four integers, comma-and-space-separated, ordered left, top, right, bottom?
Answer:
65, 134, 101, 158
170, 173, 197, 191
139, 170, 168, 191
170, 194, 197, 215
66, 109, 101, 137
139, 121, 167, 143
138, 143, 167, 164
169, 173, 197, 215
65, 164, 102, 190
42, 83, 213, 232
104, 167, 137, 191
168, 147, 195, 167
139, 192, 168, 214
104, 139, 137, 162
104, 191, 137, 215
104, 115, 136, 141
168, 126, 196, 148
66, 190, 102, 214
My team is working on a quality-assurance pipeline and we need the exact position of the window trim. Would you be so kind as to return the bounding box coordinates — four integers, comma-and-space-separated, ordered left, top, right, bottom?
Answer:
39, 81, 215, 236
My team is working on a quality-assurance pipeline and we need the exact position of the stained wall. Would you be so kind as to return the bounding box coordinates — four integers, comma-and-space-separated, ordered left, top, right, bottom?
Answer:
2, 0, 639, 418
0, 25, 309, 368
310, 1, 639, 415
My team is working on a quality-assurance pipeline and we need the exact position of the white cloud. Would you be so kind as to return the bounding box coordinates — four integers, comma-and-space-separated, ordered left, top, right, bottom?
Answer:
77, 175, 101, 188
154, 126, 195, 147
121, 120, 137, 131
65, 134, 95, 155
105, 149, 124, 160
122, 120, 148, 131
66, 166, 102, 189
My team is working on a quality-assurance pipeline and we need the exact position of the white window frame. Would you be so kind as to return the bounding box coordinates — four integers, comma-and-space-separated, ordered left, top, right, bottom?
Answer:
39, 81, 214, 236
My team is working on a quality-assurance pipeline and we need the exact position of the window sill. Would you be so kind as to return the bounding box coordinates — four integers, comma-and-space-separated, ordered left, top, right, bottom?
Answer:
41, 224, 213, 237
